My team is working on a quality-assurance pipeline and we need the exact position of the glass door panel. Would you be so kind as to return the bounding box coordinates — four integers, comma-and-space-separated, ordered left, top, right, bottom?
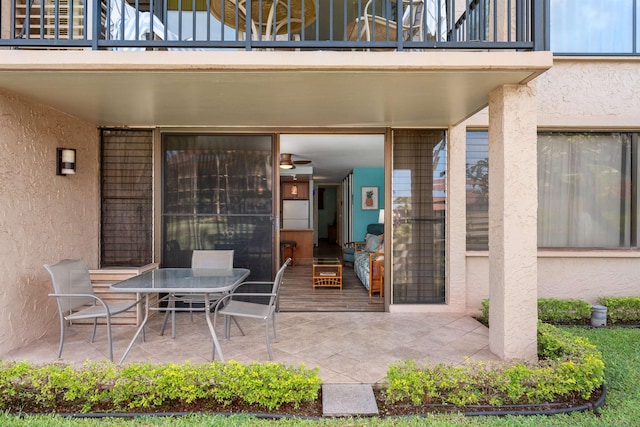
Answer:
392, 130, 446, 304
162, 133, 274, 281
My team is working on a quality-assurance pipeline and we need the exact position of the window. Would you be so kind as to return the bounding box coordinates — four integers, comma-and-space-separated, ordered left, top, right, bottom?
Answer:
550, 0, 638, 54
465, 131, 640, 250
100, 130, 153, 267
538, 132, 636, 248
392, 130, 447, 304
466, 131, 489, 250
162, 133, 275, 280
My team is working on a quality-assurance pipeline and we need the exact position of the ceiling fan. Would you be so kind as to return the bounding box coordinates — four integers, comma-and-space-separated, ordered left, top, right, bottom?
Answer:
280, 153, 312, 169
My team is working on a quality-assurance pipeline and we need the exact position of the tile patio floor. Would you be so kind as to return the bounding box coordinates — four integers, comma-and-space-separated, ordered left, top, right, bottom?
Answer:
2, 311, 499, 385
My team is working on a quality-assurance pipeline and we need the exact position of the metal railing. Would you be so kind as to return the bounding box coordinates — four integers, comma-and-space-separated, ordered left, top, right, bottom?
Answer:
0, 0, 542, 51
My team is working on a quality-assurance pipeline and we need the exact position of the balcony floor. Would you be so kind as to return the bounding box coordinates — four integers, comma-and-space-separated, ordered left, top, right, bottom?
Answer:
3, 310, 497, 384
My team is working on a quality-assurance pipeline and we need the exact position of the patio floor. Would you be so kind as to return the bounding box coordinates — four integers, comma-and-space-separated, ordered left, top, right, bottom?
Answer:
3, 311, 498, 384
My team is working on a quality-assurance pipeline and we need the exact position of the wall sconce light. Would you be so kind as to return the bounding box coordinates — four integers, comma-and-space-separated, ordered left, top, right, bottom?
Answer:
57, 148, 76, 176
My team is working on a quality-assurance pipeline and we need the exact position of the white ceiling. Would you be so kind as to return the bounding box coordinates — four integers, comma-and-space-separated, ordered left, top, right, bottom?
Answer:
280, 134, 384, 183
0, 51, 552, 184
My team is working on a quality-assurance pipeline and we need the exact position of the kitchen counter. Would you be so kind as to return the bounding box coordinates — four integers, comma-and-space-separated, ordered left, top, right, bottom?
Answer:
280, 229, 313, 265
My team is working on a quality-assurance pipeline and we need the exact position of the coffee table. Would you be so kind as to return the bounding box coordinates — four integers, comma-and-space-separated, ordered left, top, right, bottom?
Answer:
312, 258, 342, 289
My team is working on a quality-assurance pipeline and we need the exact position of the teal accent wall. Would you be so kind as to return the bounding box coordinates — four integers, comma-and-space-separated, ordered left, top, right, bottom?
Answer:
353, 167, 384, 239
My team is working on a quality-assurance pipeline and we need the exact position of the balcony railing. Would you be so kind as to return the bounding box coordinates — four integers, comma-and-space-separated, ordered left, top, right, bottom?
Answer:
1, 0, 543, 51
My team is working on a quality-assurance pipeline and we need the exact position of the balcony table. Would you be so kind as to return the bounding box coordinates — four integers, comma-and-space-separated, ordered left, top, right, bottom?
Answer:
210, 0, 316, 40
111, 267, 250, 364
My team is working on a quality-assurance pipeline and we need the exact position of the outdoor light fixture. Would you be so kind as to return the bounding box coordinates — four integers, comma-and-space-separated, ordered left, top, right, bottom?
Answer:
279, 153, 295, 169
56, 148, 76, 176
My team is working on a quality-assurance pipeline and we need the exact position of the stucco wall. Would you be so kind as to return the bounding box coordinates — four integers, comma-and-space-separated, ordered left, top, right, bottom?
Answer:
0, 89, 99, 356
460, 58, 640, 315
466, 254, 640, 313
536, 58, 640, 128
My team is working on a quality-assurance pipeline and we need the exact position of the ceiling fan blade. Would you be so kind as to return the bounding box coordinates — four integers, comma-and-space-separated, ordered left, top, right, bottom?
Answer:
293, 160, 312, 165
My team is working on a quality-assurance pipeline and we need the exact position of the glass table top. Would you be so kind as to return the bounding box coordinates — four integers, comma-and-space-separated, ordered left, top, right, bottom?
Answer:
312, 257, 341, 265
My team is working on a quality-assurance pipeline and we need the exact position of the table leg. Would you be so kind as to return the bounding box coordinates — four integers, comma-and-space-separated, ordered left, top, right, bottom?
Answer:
118, 293, 150, 365
204, 293, 225, 362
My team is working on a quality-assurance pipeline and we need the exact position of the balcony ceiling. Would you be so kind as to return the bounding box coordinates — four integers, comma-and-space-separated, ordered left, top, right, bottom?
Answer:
2, 50, 551, 182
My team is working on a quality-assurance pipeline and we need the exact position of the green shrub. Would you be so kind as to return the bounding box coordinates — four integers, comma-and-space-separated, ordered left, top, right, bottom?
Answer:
538, 298, 592, 324
598, 296, 640, 324
478, 298, 592, 326
0, 360, 321, 413
384, 323, 604, 407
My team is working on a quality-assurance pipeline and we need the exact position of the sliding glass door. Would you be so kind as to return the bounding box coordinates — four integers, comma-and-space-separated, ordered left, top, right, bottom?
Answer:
162, 133, 275, 281
392, 130, 447, 304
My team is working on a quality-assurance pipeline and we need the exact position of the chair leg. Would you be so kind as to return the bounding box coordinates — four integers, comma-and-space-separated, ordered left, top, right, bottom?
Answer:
90, 318, 98, 343
265, 320, 273, 360
160, 295, 176, 338
57, 316, 65, 358
105, 316, 113, 362
271, 313, 278, 342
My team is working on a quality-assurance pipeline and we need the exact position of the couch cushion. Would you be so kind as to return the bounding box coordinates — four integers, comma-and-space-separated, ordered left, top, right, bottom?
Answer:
364, 233, 382, 253
366, 223, 384, 235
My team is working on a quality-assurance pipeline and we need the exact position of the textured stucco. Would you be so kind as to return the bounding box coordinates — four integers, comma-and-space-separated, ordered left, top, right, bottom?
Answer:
536, 59, 640, 128
487, 83, 538, 361
460, 58, 640, 318
466, 253, 640, 312
0, 89, 99, 356
446, 123, 468, 312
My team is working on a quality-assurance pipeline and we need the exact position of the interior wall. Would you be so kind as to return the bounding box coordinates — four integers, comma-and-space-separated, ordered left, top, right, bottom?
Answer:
352, 167, 384, 239
0, 89, 99, 356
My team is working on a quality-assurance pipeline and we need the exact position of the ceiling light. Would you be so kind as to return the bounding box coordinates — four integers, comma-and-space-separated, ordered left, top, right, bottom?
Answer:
280, 153, 295, 169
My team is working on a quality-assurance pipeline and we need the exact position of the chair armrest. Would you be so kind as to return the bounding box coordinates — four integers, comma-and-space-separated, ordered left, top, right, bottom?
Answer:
213, 292, 277, 311
344, 241, 366, 251
49, 293, 142, 315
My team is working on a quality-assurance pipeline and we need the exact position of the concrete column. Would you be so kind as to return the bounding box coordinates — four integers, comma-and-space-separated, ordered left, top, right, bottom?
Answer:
446, 123, 468, 312
488, 83, 538, 361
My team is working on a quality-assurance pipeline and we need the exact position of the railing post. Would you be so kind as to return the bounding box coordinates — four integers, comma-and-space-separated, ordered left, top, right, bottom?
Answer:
532, 0, 545, 51
92, 0, 101, 49
245, 0, 252, 50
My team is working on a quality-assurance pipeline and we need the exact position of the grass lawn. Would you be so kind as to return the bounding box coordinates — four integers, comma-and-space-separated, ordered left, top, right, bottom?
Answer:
2, 327, 638, 427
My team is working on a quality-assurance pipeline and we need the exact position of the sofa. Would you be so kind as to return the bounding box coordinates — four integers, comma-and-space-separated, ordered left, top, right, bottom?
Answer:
343, 223, 384, 296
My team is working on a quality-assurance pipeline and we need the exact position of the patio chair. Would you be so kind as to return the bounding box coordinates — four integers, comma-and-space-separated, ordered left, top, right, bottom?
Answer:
349, 0, 424, 42
160, 250, 234, 338
108, 0, 192, 51
213, 258, 291, 360
44, 258, 141, 362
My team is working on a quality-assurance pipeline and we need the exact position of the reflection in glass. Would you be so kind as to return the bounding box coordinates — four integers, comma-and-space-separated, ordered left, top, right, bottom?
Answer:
392, 130, 447, 304
162, 134, 274, 280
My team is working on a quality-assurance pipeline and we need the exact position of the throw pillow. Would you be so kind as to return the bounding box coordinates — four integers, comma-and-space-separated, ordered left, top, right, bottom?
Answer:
364, 233, 379, 252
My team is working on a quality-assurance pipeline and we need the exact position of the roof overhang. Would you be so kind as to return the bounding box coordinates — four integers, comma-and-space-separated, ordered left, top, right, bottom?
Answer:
0, 50, 553, 128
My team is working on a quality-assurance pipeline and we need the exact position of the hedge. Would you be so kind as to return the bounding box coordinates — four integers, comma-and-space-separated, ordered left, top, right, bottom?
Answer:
384, 322, 604, 407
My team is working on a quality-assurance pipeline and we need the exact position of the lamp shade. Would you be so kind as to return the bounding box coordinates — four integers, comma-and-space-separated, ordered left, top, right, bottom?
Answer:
378, 209, 385, 224
57, 148, 76, 175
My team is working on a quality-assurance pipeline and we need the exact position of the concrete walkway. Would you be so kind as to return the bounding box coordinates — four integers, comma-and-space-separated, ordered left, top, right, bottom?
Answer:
3, 311, 498, 386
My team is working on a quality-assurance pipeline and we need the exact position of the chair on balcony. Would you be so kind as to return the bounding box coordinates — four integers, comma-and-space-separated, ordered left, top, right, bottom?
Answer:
160, 250, 234, 338
349, 0, 425, 42
108, 0, 192, 50
213, 258, 291, 360
44, 258, 141, 362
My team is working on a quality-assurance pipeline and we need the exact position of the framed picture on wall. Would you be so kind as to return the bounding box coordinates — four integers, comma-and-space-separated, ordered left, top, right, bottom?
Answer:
361, 186, 378, 210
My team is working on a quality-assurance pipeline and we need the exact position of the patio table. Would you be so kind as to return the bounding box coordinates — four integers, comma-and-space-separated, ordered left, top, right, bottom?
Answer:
111, 267, 250, 364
